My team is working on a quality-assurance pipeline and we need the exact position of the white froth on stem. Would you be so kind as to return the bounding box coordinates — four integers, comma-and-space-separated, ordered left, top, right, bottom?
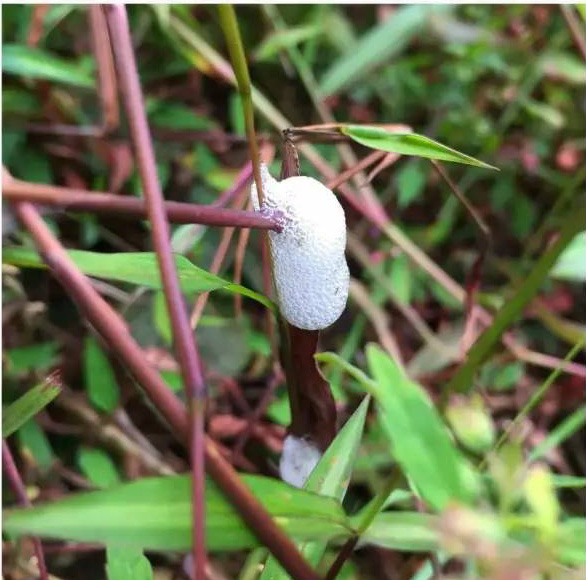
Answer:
279, 435, 322, 488
251, 164, 349, 330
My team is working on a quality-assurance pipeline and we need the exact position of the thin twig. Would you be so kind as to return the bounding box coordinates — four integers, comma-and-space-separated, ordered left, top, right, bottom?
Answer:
11, 200, 321, 580
89, 5, 119, 133
2, 175, 281, 231
190, 191, 247, 328
233, 200, 253, 317
3, 440, 49, 580
54, 390, 175, 476
326, 150, 386, 191
561, 5, 586, 61
349, 279, 404, 370
104, 6, 207, 577
430, 160, 492, 356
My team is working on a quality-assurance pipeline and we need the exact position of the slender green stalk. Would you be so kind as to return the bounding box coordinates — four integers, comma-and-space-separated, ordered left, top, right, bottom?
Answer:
218, 5, 264, 205
354, 467, 402, 535
443, 204, 586, 398
480, 337, 585, 470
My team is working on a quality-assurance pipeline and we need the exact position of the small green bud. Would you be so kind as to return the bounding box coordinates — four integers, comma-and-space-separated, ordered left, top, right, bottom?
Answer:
446, 395, 496, 454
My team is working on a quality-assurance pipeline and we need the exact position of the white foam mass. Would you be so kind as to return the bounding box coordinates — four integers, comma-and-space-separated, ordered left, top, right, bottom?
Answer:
251, 164, 349, 330
279, 435, 322, 488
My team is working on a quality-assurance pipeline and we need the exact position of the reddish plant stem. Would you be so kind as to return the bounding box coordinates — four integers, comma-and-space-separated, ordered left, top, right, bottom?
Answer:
88, 5, 119, 133
232, 370, 282, 456
324, 537, 358, 580
190, 191, 247, 328
561, 5, 586, 61
2, 440, 49, 580
13, 200, 321, 580
104, 6, 208, 577
2, 177, 280, 231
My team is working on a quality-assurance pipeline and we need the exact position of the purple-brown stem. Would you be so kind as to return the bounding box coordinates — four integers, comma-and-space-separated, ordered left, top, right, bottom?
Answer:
12, 200, 321, 580
88, 5, 119, 133
104, 5, 207, 577
2, 176, 281, 231
2, 440, 49, 580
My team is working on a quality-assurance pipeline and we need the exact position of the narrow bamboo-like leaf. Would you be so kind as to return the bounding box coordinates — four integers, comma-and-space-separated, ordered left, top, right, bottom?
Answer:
84, 337, 120, 413
3, 248, 274, 311
260, 397, 370, 580
2, 44, 95, 88
366, 344, 478, 510
319, 5, 452, 96
341, 125, 496, 169
4, 474, 352, 552
78, 448, 121, 489
3, 379, 61, 437
106, 547, 153, 580
255, 25, 322, 61
357, 512, 439, 552
529, 407, 586, 462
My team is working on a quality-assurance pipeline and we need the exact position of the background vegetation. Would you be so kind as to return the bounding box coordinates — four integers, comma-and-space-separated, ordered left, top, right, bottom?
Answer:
2, 5, 585, 580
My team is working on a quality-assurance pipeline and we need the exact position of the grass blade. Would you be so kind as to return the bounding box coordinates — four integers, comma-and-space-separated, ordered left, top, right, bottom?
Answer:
3, 379, 61, 438
319, 6, 451, 96
4, 474, 353, 552
3, 247, 275, 311
2, 44, 95, 88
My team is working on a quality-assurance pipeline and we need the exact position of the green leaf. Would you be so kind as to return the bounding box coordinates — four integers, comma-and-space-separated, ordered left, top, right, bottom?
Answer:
3, 380, 61, 437
319, 5, 451, 96
146, 99, 216, 130
78, 448, 121, 489
84, 337, 120, 413
4, 474, 353, 552
4, 342, 60, 376
341, 125, 496, 169
2, 44, 95, 88
542, 52, 586, 85
550, 231, 586, 282
255, 25, 322, 62
556, 518, 586, 566
17, 419, 54, 472
357, 512, 438, 552
152, 292, 172, 346
366, 344, 477, 510
3, 248, 275, 311
397, 162, 427, 209
2, 87, 42, 116
260, 397, 370, 580
551, 475, 586, 489
106, 547, 153, 580
523, 465, 559, 537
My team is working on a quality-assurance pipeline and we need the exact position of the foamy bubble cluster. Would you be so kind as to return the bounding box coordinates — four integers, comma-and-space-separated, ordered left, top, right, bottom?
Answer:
251, 165, 349, 330
279, 435, 322, 488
